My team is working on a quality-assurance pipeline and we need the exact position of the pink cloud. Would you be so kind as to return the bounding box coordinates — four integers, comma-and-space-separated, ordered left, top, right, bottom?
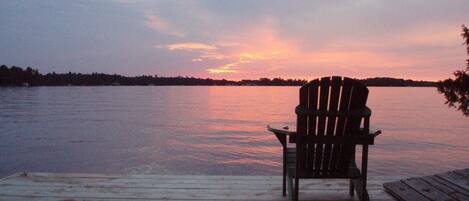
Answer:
145, 13, 185, 37
165, 43, 216, 51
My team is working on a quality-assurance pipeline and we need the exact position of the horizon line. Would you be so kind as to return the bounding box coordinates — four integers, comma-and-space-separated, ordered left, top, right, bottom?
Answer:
1, 64, 443, 82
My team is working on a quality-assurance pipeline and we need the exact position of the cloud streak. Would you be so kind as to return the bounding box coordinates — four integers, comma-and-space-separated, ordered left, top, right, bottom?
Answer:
206, 64, 238, 74
145, 13, 185, 37
165, 43, 216, 51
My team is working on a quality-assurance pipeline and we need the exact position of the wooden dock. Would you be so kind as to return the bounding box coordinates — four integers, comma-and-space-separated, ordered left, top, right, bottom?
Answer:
384, 168, 469, 201
0, 172, 398, 201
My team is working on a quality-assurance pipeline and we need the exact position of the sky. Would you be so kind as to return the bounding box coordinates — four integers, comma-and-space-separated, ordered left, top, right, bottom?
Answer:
1, 0, 468, 81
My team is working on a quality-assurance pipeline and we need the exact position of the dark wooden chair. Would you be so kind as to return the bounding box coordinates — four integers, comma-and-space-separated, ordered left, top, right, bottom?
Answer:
268, 76, 381, 201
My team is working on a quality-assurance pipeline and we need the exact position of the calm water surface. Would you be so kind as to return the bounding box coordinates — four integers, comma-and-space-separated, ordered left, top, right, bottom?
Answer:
0, 86, 468, 178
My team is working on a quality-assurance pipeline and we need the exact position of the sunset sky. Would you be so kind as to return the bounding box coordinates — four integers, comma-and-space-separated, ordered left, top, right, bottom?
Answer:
1, 0, 468, 81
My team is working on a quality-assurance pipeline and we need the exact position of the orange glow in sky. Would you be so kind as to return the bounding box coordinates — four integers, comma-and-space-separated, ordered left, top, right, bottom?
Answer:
2, 1, 468, 81
160, 19, 466, 81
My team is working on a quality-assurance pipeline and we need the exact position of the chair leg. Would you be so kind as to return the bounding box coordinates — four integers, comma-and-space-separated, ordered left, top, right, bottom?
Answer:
349, 179, 355, 196
352, 178, 370, 201
294, 177, 299, 201
287, 175, 293, 201
283, 171, 286, 196
283, 155, 286, 196
360, 189, 370, 201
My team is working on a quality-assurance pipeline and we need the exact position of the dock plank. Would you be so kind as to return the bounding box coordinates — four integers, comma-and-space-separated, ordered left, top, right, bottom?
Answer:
0, 174, 390, 190
454, 169, 469, 179
421, 176, 469, 200
0, 172, 396, 201
383, 181, 430, 201
402, 178, 456, 201
436, 171, 469, 192
384, 168, 469, 201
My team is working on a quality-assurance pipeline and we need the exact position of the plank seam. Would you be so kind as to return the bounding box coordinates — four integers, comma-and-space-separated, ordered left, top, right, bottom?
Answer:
434, 174, 469, 197
392, 179, 433, 201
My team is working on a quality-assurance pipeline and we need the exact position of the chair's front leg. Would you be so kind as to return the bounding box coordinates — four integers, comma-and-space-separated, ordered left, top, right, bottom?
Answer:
360, 117, 370, 200
294, 177, 299, 201
287, 173, 293, 201
283, 145, 287, 196
361, 144, 368, 188
274, 132, 288, 196
353, 144, 370, 201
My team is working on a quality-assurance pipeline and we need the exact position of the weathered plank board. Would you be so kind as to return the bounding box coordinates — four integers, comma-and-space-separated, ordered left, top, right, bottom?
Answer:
402, 178, 455, 201
437, 171, 469, 192
453, 169, 469, 178
421, 176, 469, 200
384, 168, 469, 201
0, 172, 396, 201
383, 181, 430, 201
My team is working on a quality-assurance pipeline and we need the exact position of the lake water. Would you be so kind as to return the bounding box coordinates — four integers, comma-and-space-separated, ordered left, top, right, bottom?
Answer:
0, 86, 468, 178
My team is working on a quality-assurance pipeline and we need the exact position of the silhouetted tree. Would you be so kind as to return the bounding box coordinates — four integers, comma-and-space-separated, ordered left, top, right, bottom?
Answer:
0, 65, 435, 87
437, 25, 469, 116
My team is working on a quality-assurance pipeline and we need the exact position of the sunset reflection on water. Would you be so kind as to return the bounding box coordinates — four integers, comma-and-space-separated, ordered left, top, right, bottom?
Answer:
0, 86, 468, 177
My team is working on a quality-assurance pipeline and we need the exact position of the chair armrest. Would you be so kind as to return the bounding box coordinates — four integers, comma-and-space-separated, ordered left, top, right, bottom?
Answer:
266, 124, 297, 136
359, 128, 382, 145
267, 124, 297, 146
370, 129, 382, 137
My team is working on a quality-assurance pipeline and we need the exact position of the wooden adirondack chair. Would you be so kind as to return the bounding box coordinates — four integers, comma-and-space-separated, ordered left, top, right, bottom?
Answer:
269, 76, 381, 201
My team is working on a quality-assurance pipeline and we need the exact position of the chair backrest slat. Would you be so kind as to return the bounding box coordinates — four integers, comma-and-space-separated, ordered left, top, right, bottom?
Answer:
313, 77, 330, 173
330, 77, 353, 173
297, 85, 309, 170
323, 76, 342, 174
338, 79, 369, 172
306, 80, 319, 169
296, 76, 368, 176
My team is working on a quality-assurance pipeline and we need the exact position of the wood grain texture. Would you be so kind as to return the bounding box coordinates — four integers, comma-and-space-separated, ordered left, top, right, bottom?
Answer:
0, 172, 396, 201
384, 169, 469, 201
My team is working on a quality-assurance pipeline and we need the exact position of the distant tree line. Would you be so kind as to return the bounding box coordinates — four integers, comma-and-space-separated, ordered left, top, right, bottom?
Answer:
359, 77, 436, 87
0, 65, 308, 86
0, 65, 40, 86
1, 64, 436, 87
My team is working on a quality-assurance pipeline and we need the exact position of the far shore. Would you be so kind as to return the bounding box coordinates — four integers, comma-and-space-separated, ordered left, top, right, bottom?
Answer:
1, 65, 437, 87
